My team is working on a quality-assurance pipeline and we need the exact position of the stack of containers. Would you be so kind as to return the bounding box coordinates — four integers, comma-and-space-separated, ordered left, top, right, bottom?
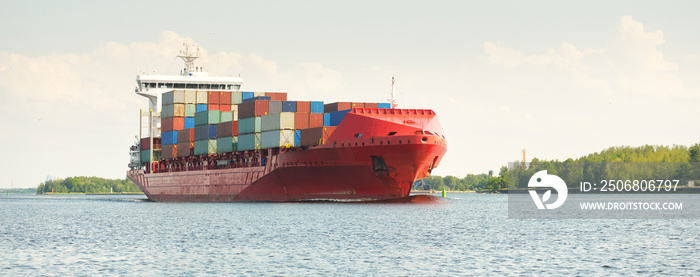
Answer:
194, 109, 220, 155
216, 113, 239, 153
140, 137, 161, 162
161, 90, 186, 160
237, 99, 268, 151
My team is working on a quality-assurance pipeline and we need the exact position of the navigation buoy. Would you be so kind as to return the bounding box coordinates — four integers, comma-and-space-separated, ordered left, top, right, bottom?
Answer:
442, 187, 446, 198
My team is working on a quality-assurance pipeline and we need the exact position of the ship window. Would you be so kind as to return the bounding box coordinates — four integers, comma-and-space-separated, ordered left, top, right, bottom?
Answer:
234, 85, 241, 90
362, 142, 365, 146
399, 140, 402, 144
387, 141, 391, 145
380, 141, 383, 145
174, 83, 186, 89
200, 84, 210, 89
388, 132, 397, 136
149, 83, 156, 88
186, 84, 197, 89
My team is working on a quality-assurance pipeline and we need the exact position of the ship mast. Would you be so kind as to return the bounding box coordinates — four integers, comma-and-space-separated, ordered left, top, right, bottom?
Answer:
390, 77, 398, 108
177, 43, 200, 75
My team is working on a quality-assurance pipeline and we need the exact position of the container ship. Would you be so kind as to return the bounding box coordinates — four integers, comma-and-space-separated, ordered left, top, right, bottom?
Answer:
127, 44, 447, 202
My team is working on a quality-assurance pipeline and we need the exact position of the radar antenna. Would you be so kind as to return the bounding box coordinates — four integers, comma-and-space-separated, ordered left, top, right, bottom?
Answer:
178, 43, 200, 75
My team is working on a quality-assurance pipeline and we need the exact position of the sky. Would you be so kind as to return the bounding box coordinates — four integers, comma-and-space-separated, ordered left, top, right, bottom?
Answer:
1, 1, 699, 188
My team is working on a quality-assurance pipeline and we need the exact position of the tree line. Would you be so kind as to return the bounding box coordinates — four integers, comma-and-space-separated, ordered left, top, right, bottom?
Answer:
417, 143, 700, 191
36, 176, 142, 194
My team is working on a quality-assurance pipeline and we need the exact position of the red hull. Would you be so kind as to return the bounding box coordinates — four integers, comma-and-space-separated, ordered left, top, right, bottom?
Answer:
128, 108, 447, 202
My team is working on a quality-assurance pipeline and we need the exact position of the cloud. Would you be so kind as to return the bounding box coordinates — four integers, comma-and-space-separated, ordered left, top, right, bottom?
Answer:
480, 16, 694, 98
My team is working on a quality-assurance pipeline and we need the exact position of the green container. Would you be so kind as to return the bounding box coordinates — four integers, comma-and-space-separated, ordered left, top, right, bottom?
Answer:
239, 116, 261, 135
231, 92, 243, 105
161, 104, 174, 119
140, 149, 161, 163
238, 133, 261, 151
217, 136, 234, 153
162, 91, 174, 106
194, 139, 217, 155
195, 110, 221, 127
185, 104, 196, 117
221, 111, 233, 122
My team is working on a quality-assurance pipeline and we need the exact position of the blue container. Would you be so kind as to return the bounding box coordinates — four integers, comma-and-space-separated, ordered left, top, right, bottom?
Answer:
329, 110, 350, 126
243, 96, 271, 103
242, 91, 254, 101
196, 104, 208, 112
294, 130, 301, 147
208, 125, 218, 140
184, 117, 195, 129
323, 113, 331, 126
162, 131, 177, 145
310, 101, 324, 113
378, 103, 391, 109
282, 101, 297, 113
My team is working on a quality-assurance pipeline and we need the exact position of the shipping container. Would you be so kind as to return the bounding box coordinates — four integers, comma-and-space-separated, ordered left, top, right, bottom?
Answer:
243, 96, 271, 103
261, 112, 295, 132
162, 91, 174, 106
309, 113, 324, 128
208, 91, 220, 104
194, 125, 209, 141
364, 102, 379, 109
140, 149, 161, 163
238, 100, 269, 119
254, 92, 266, 97
185, 104, 196, 117
265, 92, 288, 101
220, 91, 231, 105
216, 136, 234, 153
310, 101, 324, 113
378, 103, 392, 109
238, 133, 261, 151
294, 130, 301, 147
173, 104, 185, 117
261, 130, 295, 149
351, 102, 365, 109
324, 102, 352, 113
208, 104, 219, 111
300, 126, 337, 147
194, 139, 217, 156
162, 144, 177, 160
162, 131, 177, 145
161, 117, 185, 132
194, 110, 221, 126
196, 90, 208, 104
220, 105, 231, 112
296, 101, 311, 113
176, 141, 193, 158
282, 101, 297, 112
323, 113, 331, 126
184, 117, 195, 129
140, 137, 161, 150
184, 90, 196, 104
242, 91, 254, 101
269, 100, 282, 114
177, 128, 192, 143
161, 104, 174, 119
329, 110, 350, 126
239, 117, 261, 135
216, 121, 239, 138
196, 104, 207, 113
294, 113, 309, 130
231, 91, 243, 104
208, 125, 218, 140
173, 90, 185, 104
220, 111, 233, 122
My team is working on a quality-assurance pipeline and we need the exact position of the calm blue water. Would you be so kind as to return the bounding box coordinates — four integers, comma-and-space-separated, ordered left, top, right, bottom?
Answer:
1, 194, 698, 276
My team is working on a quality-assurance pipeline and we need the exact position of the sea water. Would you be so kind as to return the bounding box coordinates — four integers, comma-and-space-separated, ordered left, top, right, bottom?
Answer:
0, 194, 698, 276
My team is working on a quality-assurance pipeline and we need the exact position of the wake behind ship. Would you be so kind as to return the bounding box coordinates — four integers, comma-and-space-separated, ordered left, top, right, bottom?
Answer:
127, 44, 447, 202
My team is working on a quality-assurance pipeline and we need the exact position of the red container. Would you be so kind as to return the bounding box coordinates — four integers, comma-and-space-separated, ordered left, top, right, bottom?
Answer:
296, 101, 311, 113
351, 102, 365, 109
162, 117, 185, 132
140, 137, 162, 150
232, 121, 238, 136
208, 104, 220, 111
220, 91, 231, 105
220, 105, 231, 112
294, 113, 310, 130
162, 144, 177, 160
238, 100, 270, 119
309, 113, 324, 128
265, 92, 287, 101
208, 91, 220, 104
300, 126, 337, 147
176, 142, 193, 158
324, 102, 352, 113
364, 102, 378, 109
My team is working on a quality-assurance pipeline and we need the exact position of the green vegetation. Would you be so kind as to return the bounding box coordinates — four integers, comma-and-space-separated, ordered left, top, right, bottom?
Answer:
0, 188, 37, 194
36, 177, 142, 194
418, 143, 700, 191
